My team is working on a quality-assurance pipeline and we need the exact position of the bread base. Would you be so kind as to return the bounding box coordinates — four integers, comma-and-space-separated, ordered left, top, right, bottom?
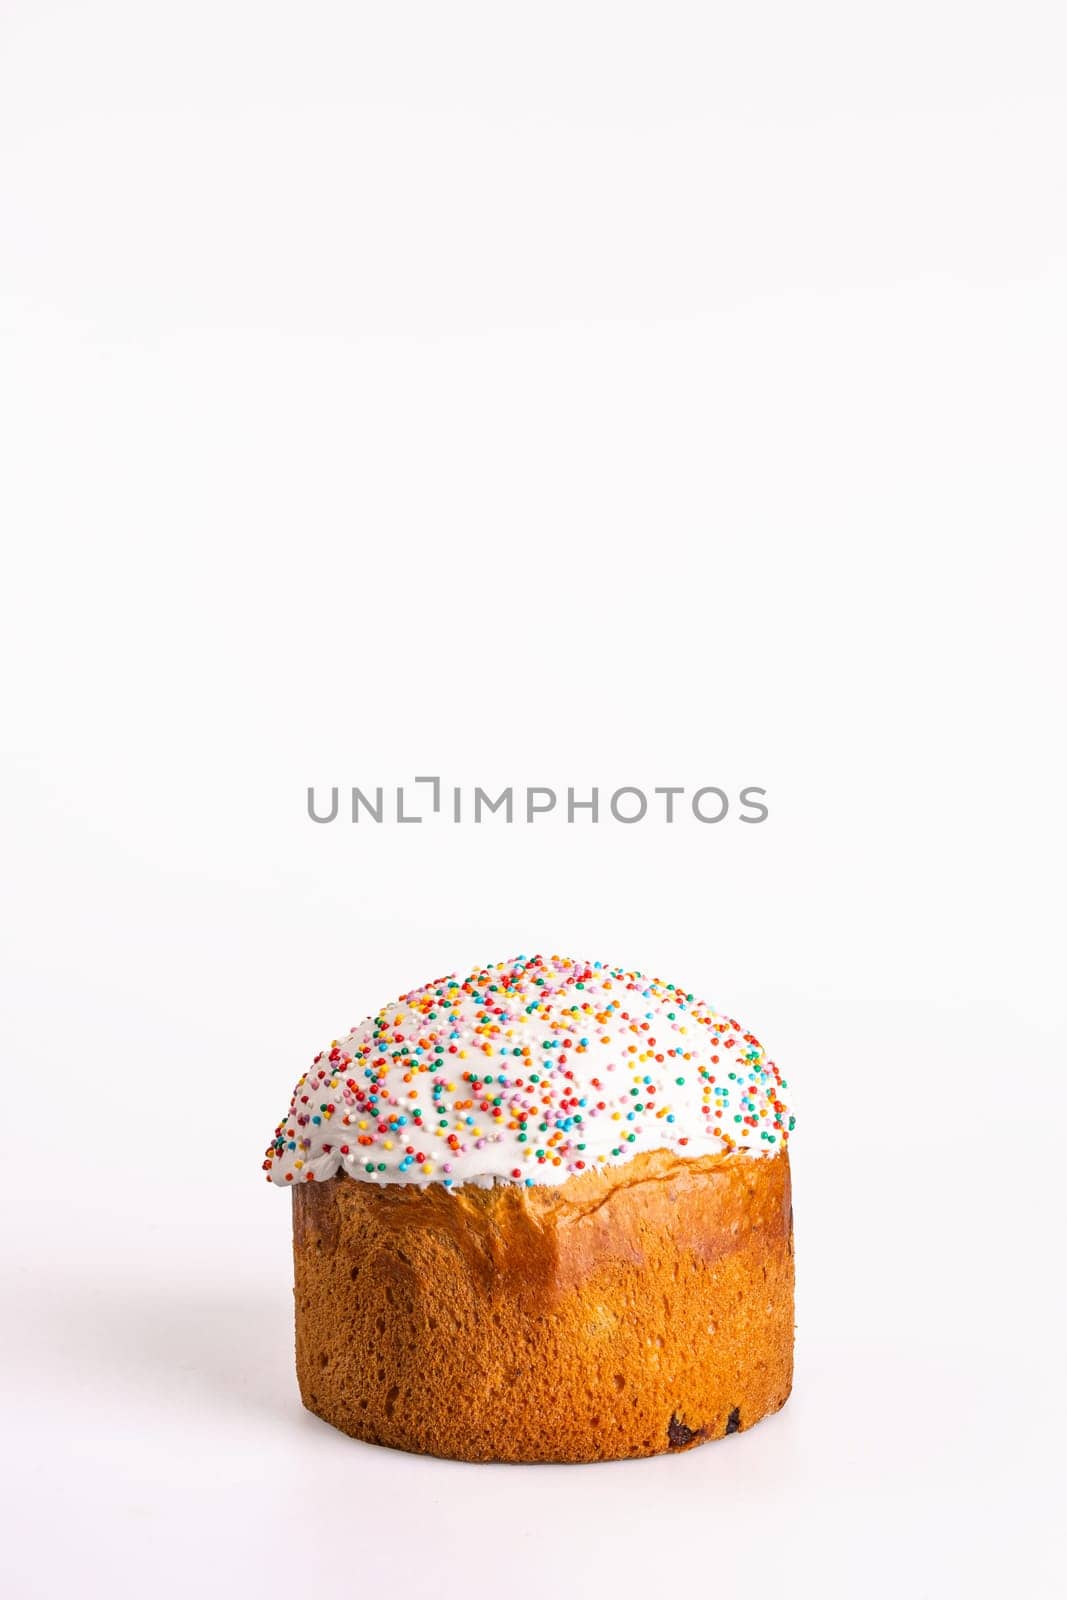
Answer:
291, 1147, 794, 1463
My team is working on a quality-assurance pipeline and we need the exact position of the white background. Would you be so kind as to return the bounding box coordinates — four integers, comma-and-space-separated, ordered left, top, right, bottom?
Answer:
2, 3, 1065, 1596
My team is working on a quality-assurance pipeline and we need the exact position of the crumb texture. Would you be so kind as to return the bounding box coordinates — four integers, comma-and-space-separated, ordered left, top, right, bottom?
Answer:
292, 1146, 794, 1462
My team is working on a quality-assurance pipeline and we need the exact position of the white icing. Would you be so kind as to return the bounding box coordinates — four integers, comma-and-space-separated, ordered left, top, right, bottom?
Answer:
265, 954, 792, 1190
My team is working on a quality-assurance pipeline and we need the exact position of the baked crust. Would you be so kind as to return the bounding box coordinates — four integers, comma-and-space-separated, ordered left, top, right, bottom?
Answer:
291, 1147, 794, 1462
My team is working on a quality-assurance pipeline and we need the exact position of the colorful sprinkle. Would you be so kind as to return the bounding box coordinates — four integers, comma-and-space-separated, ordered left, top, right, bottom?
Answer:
263, 954, 792, 1190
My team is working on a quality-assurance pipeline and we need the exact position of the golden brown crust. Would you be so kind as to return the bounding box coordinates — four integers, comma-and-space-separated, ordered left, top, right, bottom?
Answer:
291, 1147, 794, 1462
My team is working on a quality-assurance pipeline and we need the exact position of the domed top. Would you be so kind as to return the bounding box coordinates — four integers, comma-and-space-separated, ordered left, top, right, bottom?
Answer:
264, 953, 793, 1190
